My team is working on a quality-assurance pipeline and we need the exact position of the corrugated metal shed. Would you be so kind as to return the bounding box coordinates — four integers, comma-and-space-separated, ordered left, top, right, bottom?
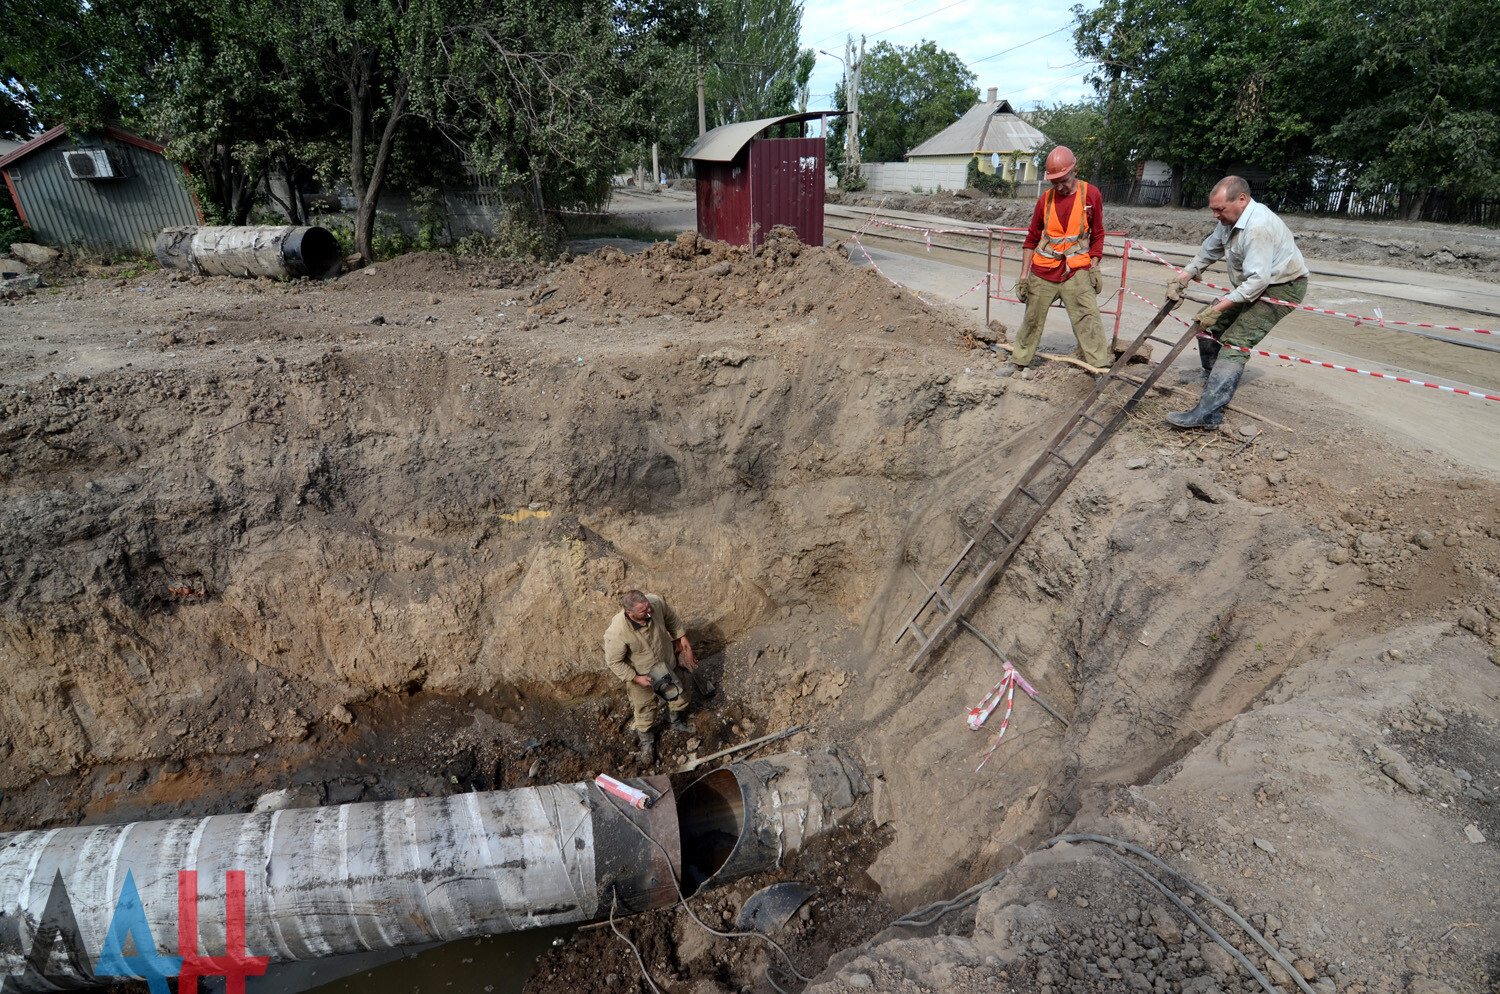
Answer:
684, 112, 834, 249
0, 125, 201, 255
906, 97, 1045, 159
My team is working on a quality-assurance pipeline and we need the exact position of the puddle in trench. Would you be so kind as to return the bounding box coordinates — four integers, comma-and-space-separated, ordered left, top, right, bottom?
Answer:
217, 926, 575, 994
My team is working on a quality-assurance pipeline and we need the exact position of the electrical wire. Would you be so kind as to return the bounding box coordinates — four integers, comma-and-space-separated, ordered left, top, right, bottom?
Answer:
608, 888, 668, 994
866, 0, 976, 40
1049, 834, 1317, 994
1098, 848, 1283, 994
967, 26, 1070, 67
890, 832, 1317, 994
597, 792, 815, 985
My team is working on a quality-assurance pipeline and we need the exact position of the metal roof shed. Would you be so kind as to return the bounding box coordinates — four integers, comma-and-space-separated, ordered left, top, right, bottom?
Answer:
0, 124, 202, 256
682, 112, 837, 250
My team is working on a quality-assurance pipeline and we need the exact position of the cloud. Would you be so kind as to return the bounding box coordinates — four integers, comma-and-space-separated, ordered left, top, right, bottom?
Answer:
800, 0, 1097, 115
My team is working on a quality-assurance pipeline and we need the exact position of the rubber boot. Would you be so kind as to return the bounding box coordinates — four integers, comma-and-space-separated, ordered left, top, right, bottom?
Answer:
636, 729, 655, 764
668, 712, 691, 733
1166, 362, 1243, 428
1178, 338, 1220, 385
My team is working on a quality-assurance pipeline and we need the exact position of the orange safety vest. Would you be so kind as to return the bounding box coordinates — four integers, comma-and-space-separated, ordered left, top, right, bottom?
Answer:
1031, 182, 1093, 271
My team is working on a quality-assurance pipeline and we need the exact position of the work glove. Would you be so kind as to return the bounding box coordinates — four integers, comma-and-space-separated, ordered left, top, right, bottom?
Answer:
1192, 304, 1220, 328
1089, 264, 1104, 296
1165, 270, 1194, 303
1014, 277, 1029, 303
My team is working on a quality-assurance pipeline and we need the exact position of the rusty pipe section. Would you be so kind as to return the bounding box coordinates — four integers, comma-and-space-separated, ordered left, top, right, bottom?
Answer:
0, 749, 865, 991
154, 225, 343, 279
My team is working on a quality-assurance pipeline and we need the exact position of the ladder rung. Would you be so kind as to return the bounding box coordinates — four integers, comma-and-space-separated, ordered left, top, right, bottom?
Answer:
990, 521, 1013, 544
1046, 449, 1074, 469
908, 621, 928, 644
1080, 412, 1106, 427
1147, 335, 1175, 345
1019, 486, 1044, 504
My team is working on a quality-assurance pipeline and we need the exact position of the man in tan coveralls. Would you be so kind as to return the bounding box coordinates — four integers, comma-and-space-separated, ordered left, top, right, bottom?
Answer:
603, 589, 698, 762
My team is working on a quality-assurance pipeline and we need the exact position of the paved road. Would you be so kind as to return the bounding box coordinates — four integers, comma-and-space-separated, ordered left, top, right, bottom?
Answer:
603, 188, 1500, 474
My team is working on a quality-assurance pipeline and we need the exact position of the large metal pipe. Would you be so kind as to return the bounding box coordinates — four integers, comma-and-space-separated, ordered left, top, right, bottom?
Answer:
154, 225, 343, 280
0, 749, 865, 991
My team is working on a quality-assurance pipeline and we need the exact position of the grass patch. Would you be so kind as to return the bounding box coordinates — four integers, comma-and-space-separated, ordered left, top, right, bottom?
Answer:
560, 216, 683, 245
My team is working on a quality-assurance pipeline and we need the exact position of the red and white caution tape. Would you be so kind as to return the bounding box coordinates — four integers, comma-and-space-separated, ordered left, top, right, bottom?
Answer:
971, 668, 1017, 773
548, 205, 695, 217
848, 233, 938, 306
1126, 239, 1498, 338
1127, 287, 1500, 404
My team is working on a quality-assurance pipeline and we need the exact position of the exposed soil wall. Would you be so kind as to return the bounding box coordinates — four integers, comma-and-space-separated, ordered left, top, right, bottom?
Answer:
4, 230, 1499, 994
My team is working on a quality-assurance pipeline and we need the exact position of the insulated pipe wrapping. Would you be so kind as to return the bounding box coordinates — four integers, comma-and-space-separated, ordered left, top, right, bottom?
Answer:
0, 750, 866, 991
154, 225, 343, 279
0, 777, 678, 991
679, 748, 869, 892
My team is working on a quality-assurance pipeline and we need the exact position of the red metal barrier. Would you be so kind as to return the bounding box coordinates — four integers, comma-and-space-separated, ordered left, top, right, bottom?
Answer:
985, 227, 1132, 350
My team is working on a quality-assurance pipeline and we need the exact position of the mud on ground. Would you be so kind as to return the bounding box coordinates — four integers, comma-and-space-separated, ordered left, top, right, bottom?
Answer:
2, 229, 1499, 994
828, 190, 1500, 283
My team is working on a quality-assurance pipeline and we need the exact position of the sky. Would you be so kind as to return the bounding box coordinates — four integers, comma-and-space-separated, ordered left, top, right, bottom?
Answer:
800, 0, 1098, 116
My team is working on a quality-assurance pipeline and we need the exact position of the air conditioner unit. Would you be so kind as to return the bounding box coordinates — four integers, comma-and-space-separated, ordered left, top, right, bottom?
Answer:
62, 148, 123, 180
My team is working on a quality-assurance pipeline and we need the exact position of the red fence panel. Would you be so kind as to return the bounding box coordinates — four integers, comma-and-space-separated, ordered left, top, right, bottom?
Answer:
749, 137, 825, 250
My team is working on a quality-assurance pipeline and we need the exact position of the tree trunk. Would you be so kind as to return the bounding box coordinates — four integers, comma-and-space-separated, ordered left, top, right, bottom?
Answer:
1169, 164, 1184, 208
1405, 187, 1429, 221
351, 88, 409, 262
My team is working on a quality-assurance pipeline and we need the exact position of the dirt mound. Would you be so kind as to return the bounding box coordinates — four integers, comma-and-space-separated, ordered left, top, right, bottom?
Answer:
361, 250, 543, 292
541, 226, 964, 347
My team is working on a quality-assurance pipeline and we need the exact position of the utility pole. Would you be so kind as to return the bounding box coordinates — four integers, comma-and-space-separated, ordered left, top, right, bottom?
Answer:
697, 44, 707, 136
844, 35, 865, 181
652, 142, 661, 187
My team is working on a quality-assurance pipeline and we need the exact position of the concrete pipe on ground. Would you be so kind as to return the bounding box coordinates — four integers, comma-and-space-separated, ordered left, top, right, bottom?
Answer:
154, 226, 344, 280
0, 749, 866, 991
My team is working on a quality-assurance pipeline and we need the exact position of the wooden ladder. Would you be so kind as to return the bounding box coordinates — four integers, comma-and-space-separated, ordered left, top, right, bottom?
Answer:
896, 299, 1203, 673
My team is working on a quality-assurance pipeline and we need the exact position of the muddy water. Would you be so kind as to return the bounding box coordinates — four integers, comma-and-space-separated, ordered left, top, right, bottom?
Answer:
230, 926, 573, 994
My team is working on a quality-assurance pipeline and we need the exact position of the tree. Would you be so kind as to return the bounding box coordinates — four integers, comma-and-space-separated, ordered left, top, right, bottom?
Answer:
855, 40, 975, 164
1314, 0, 1500, 214
1029, 101, 1118, 180
702, 0, 815, 127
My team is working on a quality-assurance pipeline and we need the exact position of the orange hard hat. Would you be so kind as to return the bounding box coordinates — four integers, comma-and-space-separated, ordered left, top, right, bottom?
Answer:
1045, 146, 1077, 181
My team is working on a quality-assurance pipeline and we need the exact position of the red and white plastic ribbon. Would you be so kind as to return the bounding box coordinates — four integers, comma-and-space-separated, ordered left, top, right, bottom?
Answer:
971, 668, 1016, 773
1126, 239, 1497, 339
1127, 287, 1500, 404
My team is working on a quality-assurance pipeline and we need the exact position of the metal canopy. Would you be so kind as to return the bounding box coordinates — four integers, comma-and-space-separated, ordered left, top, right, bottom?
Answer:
682, 111, 843, 162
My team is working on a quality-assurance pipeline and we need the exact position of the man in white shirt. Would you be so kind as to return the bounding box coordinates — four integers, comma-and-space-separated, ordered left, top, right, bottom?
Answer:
1165, 176, 1310, 428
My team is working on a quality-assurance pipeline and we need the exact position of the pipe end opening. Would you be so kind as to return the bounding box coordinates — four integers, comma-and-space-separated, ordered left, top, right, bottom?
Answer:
676, 769, 744, 895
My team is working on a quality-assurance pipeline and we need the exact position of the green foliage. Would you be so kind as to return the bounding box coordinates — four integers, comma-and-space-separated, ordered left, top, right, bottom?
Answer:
0, 207, 30, 246
966, 157, 1014, 197
453, 207, 564, 261
857, 40, 976, 164
840, 173, 867, 192
701, 0, 815, 127
1030, 101, 1121, 181
1069, 0, 1500, 213
413, 187, 448, 251
370, 212, 412, 261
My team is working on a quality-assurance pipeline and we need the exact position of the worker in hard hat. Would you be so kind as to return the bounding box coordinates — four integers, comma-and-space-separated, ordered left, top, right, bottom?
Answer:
602, 589, 697, 763
1011, 146, 1109, 378
1163, 175, 1309, 428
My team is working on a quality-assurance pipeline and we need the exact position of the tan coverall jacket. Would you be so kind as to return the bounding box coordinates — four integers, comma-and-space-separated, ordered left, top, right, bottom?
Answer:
602, 594, 691, 732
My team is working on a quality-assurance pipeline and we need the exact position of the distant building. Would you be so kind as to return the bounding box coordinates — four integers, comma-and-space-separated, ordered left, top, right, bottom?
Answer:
905, 88, 1046, 181
0, 125, 201, 255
